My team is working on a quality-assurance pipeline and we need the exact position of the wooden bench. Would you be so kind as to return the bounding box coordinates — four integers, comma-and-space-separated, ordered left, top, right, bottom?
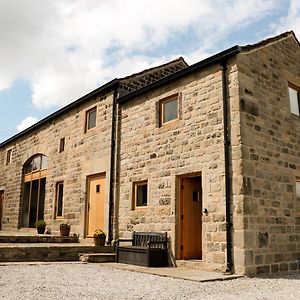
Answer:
116, 232, 168, 267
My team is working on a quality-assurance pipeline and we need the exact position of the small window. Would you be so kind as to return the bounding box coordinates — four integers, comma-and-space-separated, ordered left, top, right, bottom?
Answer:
296, 178, 300, 216
96, 184, 100, 193
6, 149, 12, 165
160, 94, 179, 125
288, 83, 300, 116
133, 181, 148, 208
55, 182, 64, 218
59, 138, 65, 153
85, 107, 97, 132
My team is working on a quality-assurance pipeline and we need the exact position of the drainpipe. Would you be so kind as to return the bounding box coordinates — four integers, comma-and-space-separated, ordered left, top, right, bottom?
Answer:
108, 85, 119, 245
220, 61, 233, 273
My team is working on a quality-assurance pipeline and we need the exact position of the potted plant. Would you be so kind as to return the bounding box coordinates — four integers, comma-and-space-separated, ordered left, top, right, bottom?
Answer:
93, 229, 106, 246
60, 222, 71, 236
35, 220, 46, 234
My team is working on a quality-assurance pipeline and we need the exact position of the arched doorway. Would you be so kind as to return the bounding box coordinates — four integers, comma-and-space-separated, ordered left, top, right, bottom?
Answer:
21, 154, 48, 227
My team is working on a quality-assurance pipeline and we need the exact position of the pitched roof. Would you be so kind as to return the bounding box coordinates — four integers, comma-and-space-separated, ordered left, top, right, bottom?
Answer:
119, 57, 188, 95
240, 31, 299, 52
117, 31, 298, 104
0, 58, 188, 148
1, 31, 298, 148
117, 45, 241, 103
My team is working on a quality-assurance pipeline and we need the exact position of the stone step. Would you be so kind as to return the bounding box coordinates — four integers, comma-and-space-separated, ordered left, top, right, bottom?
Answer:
0, 235, 79, 243
79, 253, 116, 263
0, 244, 114, 262
176, 260, 206, 269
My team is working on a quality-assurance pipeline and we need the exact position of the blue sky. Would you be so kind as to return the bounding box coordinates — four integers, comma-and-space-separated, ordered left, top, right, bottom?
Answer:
0, 0, 300, 143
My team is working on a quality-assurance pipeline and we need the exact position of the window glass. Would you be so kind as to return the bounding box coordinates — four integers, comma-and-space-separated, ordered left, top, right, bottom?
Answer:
296, 180, 300, 215
6, 149, 12, 165
59, 138, 65, 153
32, 156, 41, 171
296, 181, 300, 199
24, 162, 32, 174
56, 182, 64, 217
135, 183, 148, 207
41, 155, 48, 170
87, 109, 97, 130
163, 98, 178, 123
289, 86, 299, 116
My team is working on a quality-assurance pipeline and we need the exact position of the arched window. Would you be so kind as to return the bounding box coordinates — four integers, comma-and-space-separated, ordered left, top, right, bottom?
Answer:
21, 154, 48, 228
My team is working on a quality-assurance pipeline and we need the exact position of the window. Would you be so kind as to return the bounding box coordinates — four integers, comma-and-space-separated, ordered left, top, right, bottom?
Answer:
296, 178, 300, 216
59, 137, 65, 153
6, 149, 12, 165
22, 154, 47, 227
288, 83, 300, 116
160, 94, 179, 125
85, 107, 97, 131
55, 182, 64, 218
133, 181, 148, 208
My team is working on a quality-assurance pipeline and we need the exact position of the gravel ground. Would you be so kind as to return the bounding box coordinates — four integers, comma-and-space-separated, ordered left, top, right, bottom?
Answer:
0, 263, 299, 300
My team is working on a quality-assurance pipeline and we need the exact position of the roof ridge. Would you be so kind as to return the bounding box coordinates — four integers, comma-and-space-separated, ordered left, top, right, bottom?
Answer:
240, 30, 297, 52
120, 57, 188, 82
118, 57, 188, 95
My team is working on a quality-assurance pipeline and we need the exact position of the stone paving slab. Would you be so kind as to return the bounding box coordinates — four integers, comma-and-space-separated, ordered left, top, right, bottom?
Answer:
99, 262, 243, 282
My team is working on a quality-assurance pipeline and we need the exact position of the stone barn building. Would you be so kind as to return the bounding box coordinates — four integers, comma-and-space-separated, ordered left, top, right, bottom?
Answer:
1, 31, 300, 275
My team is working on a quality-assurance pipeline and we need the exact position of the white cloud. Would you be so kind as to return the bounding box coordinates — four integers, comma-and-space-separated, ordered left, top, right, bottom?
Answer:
271, 0, 300, 37
17, 116, 38, 132
0, 0, 281, 110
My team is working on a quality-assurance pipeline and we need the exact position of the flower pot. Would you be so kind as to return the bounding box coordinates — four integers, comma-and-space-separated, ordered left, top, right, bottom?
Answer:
60, 227, 71, 237
37, 226, 45, 234
94, 235, 106, 246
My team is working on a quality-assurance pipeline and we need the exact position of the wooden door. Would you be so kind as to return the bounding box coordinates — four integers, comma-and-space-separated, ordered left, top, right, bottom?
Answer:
0, 191, 3, 230
179, 176, 202, 259
86, 174, 106, 237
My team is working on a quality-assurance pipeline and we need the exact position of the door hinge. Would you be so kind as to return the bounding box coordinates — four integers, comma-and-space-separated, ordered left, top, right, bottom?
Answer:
180, 245, 183, 251
181, 184, 184, 190
181, 214, 184, 220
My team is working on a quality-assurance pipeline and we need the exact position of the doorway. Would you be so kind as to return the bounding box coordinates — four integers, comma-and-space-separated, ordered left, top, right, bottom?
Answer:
178, 175, 202, 259
86, 173, 106, 237
21, 154, 47, 228
0, 190, 3, 230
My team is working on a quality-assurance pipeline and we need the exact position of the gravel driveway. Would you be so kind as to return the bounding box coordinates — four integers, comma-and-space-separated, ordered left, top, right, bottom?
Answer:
0, 263, 299, 300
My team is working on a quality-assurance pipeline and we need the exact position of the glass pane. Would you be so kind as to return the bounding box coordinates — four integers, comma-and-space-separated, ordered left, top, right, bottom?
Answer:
289, 87, 299, 116
136, 184, 147, 207
57, 183, 64, 217
24, 162, 32, 174
87, 109, 96, 129
22, 182, 31, 227
296, 181, 300, 199
163, 98, 178, 123
41, 155, 48, 170
38, 178, 46, 220
29, 180, 39, 227
32, 156, 41, 171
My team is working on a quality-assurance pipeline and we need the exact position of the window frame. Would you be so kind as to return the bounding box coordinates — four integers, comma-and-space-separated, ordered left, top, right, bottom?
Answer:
59, 137, 65, 153
288, 82, 300, 116
132, 180, 148, 209
6, 149, 12, 165
55, 181, 64, 218
85, 107, 97, 132
159, 93, 179, 126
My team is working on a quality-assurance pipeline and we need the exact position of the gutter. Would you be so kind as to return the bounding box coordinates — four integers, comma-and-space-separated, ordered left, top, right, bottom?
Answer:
117, 46, 241, 104
107, 85, 119, 245
221, 60, 233, 273
0, 79, 119, 148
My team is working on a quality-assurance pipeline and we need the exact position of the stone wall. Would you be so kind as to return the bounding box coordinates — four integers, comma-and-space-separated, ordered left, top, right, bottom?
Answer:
117, 62, 241, 272
0, 92, 113, 237
238, 34, 300, 275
